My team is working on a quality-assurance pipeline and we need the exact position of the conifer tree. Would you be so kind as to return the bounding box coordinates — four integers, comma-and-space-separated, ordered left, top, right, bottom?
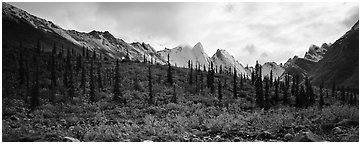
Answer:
80, 61, 86, 94
37, 40, 41, 54
89, 60, 95, 103
98, 61, 103, 91
86, 49, 89, 59
148, 64, 154, 105
76, 54, 82, 72
93, 50, 96, 60
233, 67, 237, 98
51, 43, 57, 87
18, 43, 25, 86
251, 70, 255, 85
331, 81, 336, 98
171, 84, 177, 104
270, 70, 273, 87
189, 60, 193, 85
274, 77, 279, 103
82, 46, 85, 57
113, 59, 123, 103
340, 86, 345, 102
319, 81, 324, 108
143, 54, 146, 63
283, 73, 290, 105
240, 73, 243, 90
296, 85, 305, 108
255, 61, 264, 108
30, 55, 40, 110
219, 65, 223, 74
264, 76, 270, 110
68, 59, 75, 98
167, 53, 173, 85
218, 79, 222, 106
210, 62, 215, 93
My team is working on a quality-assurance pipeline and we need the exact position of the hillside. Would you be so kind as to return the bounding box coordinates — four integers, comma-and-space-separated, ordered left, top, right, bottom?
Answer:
310, 21, 359, 88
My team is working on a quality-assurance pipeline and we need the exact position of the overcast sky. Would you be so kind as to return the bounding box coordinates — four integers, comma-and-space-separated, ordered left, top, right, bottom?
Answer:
9, 2, 359, 66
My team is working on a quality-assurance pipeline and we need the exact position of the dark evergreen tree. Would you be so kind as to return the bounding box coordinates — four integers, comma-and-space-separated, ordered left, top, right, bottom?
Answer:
264, 76, 270, 110
82, 46, 85, 57
219, 65, 223, 74
340, 86, 345, 102
240, 73, 243, 90
296, 85, 305, 108
210, 62, 215, 93
148, 64, 154, 105
30, 55, 40, 110
98, 61, 103, 91
86, 48, 89, 59
76, 54, 82, 72
189, 60, 193, 85
68, 58, 75, 98
218, 79, 222, 106
270, 70, 273, 87
167, 53, 173, 85
319, 81, 324, 108
233, 67, 237, 98
93, 50, 96, 60
113, 59, 124, 103
51, 43, 57, 87
37, 39, 41, 54
274, 77, 279, 103
18, 43, 25, 86
283, 73, 290, 105
171, 84, 177, 104
89, 60, 95, 103
331, 81, 336, 98
80, 61, 86, 94
143, 54, 146, 63
255, 61, 264, 108
251, 70, 255, 85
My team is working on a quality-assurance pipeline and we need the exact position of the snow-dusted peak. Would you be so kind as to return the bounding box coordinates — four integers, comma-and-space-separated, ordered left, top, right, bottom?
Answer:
304, 43, 328, 62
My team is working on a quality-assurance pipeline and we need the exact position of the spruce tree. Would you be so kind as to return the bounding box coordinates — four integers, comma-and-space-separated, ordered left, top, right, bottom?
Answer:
82, 46, 85, 57
76, 54, 82, 72
319, 81, 324, 108
233, 67, 237, 98
264, 76, 270, 110
30, 55, 40, 110
89, 60, 95, 103
19, 50, 25, 86
93, 50, 96, 60
283, 73, 290, 105
331, 81, 336, 98
210, 62, 215, 93
80, 61, 86, 94
167, 53, 173, 85
218, 79, 222, 107
98, 61, 103, 91
171, 84, 177, 104
270, 70, 273, 87
297, 85, 305, 108
240, 73, 243, 90
148, 64, 154, 105
189, 60, 193, 85
274, 77, 279, 103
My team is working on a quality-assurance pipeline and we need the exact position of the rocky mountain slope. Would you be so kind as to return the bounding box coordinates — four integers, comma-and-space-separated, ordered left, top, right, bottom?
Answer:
211, 49, 250, 76
2, 2, 165, 64
261, 62, 285, 79
157, 42, 211, 68
310, 21, 359, 88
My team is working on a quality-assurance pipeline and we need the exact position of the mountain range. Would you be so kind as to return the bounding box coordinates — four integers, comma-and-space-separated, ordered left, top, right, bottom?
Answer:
2, 2, 359, 88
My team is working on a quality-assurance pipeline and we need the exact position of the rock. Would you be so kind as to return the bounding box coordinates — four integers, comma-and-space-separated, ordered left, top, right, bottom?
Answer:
191, 138, 202, 142
10, 115, 19, 121
62, 136, 80, 142
259, 130, 272, 139
233, 137, 241, 142
335, 119, 359, 127
142, 140, 153, 142
290, 131, 325, 142
284, 133, 293, 141
332, 127, 343, 134
321, 123, 335, 133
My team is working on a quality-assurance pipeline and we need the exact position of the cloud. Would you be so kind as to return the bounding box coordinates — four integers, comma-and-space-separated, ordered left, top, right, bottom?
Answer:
342, 6, 359, 28
243, 44, 256, 54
